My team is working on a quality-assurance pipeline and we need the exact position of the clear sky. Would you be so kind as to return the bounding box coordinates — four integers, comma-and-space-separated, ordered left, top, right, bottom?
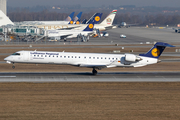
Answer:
7, 0, 180, 7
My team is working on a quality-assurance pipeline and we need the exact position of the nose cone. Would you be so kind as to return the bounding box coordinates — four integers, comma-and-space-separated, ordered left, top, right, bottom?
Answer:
4, 57, 9, 61
4, 56, 12, 64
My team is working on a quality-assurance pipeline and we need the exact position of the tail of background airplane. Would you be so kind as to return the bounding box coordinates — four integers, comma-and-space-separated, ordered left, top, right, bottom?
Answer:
83, 20, 95, 31
74, 12, 82, 24
65, 12, 75, 22
81, 19, 87, 24
86, 13, 103, 24
139, 42, 175, 59
100, 10, 117, 25
0, 10, 14, 26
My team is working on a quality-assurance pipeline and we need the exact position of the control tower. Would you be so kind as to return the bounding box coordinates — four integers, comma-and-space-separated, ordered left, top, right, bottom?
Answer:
0, 0, 6, 15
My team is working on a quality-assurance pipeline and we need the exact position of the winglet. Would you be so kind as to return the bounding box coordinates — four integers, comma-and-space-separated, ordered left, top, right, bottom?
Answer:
139, 42, 175, 59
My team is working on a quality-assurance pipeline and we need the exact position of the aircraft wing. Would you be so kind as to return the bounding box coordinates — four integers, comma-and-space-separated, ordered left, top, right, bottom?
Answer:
104, 26, 114, 30
59, 26, 81, 30
79, 64, 107, 69
60, 34, 73, 39
77, 62, 117, 69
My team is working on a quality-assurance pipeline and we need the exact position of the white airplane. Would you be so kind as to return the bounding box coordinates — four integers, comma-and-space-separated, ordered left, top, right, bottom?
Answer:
118, 22, 137, 28
47, 20, 95, 40
19, 12, 77, 25
32, 10, 117, 31
0, 10, 14, 26
4, 42, 174, 75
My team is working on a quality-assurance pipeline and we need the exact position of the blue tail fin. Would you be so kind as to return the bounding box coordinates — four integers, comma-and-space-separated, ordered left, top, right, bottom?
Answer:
83, 20, 95, 31
74, 12, 82, 24
86, 13, 103, 24
81, 19, 87, 24
139, 42, 175, 59
65, 12, 75, 22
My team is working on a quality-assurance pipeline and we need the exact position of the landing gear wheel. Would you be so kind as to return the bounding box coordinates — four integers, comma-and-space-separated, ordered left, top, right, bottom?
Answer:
12, 66, 15, 69
92, 69, 97, 75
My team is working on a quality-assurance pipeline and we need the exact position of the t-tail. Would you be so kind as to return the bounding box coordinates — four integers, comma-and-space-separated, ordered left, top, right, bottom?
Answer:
86, 13, 103, 24
65, 12, 75, 22
0, 10, 14, 26
83, 20, 95, 31
100, 10, 117, 25
74, 12, 82, 24
139, 42, 175, 59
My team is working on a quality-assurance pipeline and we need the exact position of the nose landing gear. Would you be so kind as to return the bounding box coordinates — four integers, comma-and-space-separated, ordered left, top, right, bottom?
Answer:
92, 68, 97, 75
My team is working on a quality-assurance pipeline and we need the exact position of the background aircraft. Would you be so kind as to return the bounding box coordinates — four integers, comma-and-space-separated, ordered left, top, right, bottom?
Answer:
118, 22, 137, 28
47, 20, 95, 41
173, 28, 180, 33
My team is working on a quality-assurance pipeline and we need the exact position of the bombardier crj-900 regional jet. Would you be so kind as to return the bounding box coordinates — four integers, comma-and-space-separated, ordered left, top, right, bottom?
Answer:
4, 42, 174, 75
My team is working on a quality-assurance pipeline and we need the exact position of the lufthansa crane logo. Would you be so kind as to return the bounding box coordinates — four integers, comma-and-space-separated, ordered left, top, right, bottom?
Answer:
151, 48, 160, 57
89, 24, 94, 29
76, 21, 80, 24
70, 21, 74, 24
95, 16, 100, 21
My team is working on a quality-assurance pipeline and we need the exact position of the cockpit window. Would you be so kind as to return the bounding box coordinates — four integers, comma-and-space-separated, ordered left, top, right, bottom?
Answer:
12, 53, 20, 56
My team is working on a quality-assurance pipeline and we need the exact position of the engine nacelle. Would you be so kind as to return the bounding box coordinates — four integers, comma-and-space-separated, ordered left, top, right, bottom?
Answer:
125, 54, 141, 62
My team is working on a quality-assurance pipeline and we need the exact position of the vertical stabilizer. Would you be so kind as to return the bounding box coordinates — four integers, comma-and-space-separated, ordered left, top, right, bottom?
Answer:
83, 20, 95, 31
65, 12, 75, 22
100, 10, 117, 25
74, 12, 82, 24
0, 10, 14, 26
139, 42, 175, 59
86, 13, 103, 24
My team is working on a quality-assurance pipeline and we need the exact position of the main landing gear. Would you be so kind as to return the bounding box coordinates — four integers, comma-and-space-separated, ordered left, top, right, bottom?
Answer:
92, 68, 97, 75
12, 63, 15, 69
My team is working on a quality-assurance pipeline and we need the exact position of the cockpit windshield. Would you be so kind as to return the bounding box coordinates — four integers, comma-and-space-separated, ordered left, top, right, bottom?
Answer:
12, 53, 20, 56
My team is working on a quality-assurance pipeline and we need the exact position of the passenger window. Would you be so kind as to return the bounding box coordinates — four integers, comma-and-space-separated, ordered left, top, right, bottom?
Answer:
93, 57, 95, 59
97, 57, 99, 59
89, 57, 91, 59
